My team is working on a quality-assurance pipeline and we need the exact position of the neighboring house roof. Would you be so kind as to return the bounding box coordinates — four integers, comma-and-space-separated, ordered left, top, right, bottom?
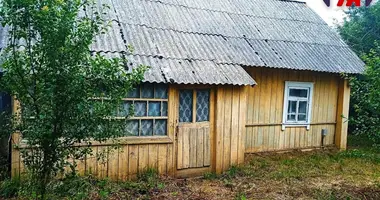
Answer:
0, 0, 366, 85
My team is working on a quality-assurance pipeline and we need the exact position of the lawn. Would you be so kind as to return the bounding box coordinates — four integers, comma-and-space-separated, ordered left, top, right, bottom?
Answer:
2, 135, 380, 199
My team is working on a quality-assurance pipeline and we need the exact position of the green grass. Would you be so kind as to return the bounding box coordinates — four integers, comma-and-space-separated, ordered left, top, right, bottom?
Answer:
238, 148, 380, 181
1, 135, 380, 199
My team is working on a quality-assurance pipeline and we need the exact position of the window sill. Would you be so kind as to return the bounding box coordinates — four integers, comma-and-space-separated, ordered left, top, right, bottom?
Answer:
16, 136, 173, 149
282, 123, 310, 131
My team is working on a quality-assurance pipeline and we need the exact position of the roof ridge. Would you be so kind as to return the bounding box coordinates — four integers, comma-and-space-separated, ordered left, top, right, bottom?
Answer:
141, 0, 325, 25
117, 21, 348, 48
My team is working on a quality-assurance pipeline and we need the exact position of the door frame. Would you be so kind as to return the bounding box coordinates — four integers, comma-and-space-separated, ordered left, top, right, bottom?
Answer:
173, 85, 216, 178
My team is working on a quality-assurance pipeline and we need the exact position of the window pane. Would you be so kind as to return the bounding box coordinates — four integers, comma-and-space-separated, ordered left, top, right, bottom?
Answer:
154, 84, 168, 99
141, 120, 153, 136
148, 102, 161, 116
196, 90, 210, 122
287, 114, 296, 121
298, 101, 307, 114
119, 101, 132, 117
154, 120, 167, 136
134, 101, 147, 117
125, 120, 139, 136
162, 102, 168, 116
289, 88, 308, 98
141, 83, 154, 98
288, 100, 297, 113
179, 90, 193, 122
298, 114, 307, 121
127, 86, 140, 98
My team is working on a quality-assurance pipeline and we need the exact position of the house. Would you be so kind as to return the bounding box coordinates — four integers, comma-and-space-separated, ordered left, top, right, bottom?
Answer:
6, 0, 365, 179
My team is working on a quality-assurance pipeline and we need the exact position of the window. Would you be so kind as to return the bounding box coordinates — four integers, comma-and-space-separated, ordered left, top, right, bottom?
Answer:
282, 82, 313, 130
118, 83, 168, 136
179, 89, 210, 123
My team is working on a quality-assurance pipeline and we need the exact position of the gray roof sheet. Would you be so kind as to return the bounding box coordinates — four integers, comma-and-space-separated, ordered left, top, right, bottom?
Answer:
1, 0, 366, 85
95, 0, 364, 76
99, 52, 257, 85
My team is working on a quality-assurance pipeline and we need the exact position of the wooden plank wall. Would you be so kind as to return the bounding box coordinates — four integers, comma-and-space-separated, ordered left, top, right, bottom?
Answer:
11, 143, 174, 180
215, 86, 248, 173
245, 67, 340, 153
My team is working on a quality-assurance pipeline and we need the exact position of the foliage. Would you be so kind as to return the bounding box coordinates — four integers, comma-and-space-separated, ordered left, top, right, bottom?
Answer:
0, 93, 11, 181
124, 168, 163, 194
0, 177, 20, 198
338, 1, 380, 56
203, 172, 218, 180
0, 168, 165, 199
337, 1, 380, 144
225, 165, 244, 179
50, 175, 93, 200
349, 47, 380, 145
235, 192, 247, 200
0, 0, 147, 197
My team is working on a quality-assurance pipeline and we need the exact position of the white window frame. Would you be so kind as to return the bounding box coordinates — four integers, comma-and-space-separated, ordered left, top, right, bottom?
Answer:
282, 81, 314, 131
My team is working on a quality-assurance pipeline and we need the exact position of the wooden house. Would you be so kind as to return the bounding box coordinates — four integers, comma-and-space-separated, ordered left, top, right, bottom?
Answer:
4, 0, 365, 179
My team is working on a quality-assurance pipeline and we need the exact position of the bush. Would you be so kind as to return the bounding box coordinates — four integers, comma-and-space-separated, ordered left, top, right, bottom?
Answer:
203, 172, 218, 180
123, 168, 163, 195
0, 178, 20, 198
50, 175, 92, 200
350, 48, 380, 147
225, 165, 245, 178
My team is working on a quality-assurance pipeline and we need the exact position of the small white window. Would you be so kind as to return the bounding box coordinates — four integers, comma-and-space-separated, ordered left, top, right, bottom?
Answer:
282, 81, 314, 130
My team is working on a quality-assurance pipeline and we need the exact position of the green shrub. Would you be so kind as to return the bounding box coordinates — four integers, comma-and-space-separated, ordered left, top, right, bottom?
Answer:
226, 165, 244, 178
336, 149, 380, 163
349, 48, 380, 147
235, 191, 247, 200
123, 168, 163, 194
0, 178, 20, 198
137, 168, 159, 183
50, 175, 92, 200
203, 172, 218, 180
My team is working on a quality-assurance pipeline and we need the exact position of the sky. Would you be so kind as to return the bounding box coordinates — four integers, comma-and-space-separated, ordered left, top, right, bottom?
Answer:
305, 0, 347, 25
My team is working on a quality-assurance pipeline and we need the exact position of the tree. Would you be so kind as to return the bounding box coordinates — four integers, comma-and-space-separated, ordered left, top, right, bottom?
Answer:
337, 1, 380, 144
349, 47, 380, 145
0, 0, 146, 197
338, 1, 380, 55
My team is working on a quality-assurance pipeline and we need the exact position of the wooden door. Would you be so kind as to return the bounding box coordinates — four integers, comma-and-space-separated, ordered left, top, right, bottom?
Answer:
176, 89, 213, 170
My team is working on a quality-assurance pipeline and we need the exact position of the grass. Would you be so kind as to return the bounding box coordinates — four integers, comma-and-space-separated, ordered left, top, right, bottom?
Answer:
2, 135, 380, 199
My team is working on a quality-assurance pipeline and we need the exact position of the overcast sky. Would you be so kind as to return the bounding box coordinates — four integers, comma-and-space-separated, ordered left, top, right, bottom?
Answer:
305, 0, 347, 26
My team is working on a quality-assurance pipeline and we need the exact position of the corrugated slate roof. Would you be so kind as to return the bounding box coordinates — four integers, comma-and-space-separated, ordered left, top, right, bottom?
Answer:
93, 0, 364, 79
1, 0, 365, 85
103, 0, 364, 73
99, 52, 257, 85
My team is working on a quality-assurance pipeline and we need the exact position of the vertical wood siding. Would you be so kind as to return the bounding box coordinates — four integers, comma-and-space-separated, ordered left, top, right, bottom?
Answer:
245, 68, 340, 153
215, 86, 248, 173
11, 70, 342, 179
11, 143, 174, 181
